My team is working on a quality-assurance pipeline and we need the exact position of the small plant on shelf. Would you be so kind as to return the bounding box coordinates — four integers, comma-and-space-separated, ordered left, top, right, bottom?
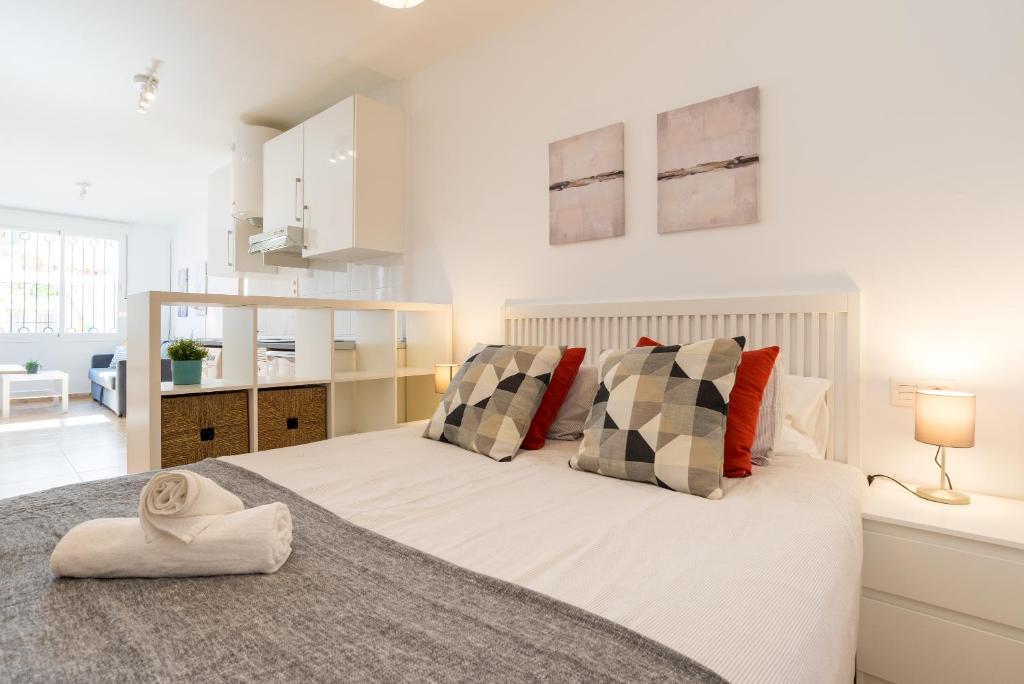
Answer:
24, 360, 40, 374
166, 338, 209, 386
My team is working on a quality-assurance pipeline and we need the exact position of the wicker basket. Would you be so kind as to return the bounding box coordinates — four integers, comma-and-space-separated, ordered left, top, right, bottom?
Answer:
161, 390, 250, 468
257, 384, 327, 450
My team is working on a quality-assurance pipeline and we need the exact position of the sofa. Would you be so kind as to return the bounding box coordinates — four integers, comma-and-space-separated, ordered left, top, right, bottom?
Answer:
90, 353, 171, 417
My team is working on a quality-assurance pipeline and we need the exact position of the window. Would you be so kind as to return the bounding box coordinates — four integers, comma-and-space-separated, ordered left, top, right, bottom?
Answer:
63, 235, 120, 334
0, 228, 121, 336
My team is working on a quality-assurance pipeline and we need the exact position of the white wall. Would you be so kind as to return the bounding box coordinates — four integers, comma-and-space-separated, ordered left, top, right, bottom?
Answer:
0, 207, 172, 393
404, 0, 1024, 499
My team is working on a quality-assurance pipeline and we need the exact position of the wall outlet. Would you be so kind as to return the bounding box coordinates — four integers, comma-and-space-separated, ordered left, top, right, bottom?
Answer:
890, 378, 958, 407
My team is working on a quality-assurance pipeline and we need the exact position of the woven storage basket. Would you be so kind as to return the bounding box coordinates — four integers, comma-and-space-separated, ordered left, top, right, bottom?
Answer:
257, 384, 327, 450
160, 390, 250, 468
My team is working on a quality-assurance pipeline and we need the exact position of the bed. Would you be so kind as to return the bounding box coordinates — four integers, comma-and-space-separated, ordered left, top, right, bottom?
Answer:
2, 293, 865, 683
225, 423, 865, 683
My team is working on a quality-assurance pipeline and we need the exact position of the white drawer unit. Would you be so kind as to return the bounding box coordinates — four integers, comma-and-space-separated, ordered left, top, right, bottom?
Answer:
858, 480, 1024, 683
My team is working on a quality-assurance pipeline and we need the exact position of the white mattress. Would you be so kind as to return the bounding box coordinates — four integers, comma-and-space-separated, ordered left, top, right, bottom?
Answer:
224, 424, 866, 684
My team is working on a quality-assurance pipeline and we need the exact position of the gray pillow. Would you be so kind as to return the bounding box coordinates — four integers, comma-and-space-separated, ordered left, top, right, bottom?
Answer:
751, 353, 786, 466
546, 364, 598, 441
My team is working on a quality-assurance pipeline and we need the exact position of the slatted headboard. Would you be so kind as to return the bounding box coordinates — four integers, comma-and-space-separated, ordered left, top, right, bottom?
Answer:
503, 293, 861, 466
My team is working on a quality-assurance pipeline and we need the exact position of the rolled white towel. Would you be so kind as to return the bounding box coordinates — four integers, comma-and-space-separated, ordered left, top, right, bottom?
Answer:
139, 471, 244, 543
51, 503, 293, 579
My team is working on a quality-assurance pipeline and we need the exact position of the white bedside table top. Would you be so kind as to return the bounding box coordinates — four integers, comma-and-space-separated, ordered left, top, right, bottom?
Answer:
865, 479, 1024, 551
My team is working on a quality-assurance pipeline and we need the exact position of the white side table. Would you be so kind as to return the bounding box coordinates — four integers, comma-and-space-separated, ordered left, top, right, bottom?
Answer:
1, 370, 69, 418
857, 479, 1024, 683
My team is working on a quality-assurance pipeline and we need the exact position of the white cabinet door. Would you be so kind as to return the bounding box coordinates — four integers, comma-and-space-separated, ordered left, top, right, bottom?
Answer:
263, 125, 304, 233
302, 98, 354, 258
207, 165, 233, 277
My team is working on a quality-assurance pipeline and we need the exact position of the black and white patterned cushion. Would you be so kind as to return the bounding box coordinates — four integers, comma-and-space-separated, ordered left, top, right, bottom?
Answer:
424, 344, 564, 461
570, 338, 744, 498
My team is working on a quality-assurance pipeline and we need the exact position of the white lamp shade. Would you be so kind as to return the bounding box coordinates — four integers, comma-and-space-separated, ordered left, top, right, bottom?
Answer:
915, 390, 975, 448
434, 364, 458, 394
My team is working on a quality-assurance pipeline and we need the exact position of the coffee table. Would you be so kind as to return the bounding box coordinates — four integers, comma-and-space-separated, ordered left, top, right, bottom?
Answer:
1, 370, 69, 418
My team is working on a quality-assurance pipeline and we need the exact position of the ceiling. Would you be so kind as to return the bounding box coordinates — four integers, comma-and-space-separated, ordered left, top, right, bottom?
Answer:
0, 0, 553, 227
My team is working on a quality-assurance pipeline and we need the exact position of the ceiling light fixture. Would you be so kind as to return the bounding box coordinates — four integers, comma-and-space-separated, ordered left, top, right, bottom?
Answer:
372, 0, 425, 8
133, 59, 161, 114
76, 182, 91, 200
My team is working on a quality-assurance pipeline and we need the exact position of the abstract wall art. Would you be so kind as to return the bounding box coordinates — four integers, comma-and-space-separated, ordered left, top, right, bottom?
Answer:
657, 87, 760, 233
549, 122, 625, 245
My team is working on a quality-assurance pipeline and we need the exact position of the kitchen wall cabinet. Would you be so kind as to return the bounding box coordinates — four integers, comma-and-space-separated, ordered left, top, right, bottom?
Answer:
262, 126, 304, 239
262, 94, 405, 263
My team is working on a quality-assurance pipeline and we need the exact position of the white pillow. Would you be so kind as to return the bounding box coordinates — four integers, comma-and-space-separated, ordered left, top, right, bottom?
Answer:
108, 345, 128, 369
773, 425, 822, 459
783, 374, 831, 457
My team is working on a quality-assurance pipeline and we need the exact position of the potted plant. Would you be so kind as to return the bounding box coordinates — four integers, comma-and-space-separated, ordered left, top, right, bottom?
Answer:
24, 360, 40, 375
166, 338, 209, 386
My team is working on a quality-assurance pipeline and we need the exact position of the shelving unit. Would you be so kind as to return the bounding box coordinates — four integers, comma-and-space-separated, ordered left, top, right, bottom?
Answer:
127, 291, 451, 474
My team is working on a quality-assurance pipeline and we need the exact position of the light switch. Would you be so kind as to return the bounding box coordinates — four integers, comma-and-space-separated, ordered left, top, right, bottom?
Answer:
890, 378, 957, 407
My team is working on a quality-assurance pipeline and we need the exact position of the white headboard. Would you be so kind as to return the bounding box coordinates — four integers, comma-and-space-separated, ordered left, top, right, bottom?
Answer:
503, 292, 860, 467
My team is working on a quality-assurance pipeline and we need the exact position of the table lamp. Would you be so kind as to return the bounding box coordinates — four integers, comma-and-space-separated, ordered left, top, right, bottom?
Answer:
914, 389, 975, 505
434, 364, 459, 394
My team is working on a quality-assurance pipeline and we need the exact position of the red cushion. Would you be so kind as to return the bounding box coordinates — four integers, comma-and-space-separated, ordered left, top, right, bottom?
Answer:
635, 337, 779, 478
521, 347, 587, 450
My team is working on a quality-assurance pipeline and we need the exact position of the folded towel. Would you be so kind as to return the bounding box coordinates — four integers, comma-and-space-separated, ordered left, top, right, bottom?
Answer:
139, 471, 244, 543
50, 503, 293, 579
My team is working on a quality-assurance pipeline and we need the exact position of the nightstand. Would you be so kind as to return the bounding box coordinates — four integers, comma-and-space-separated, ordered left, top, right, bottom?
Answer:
857, 479, 1024, 683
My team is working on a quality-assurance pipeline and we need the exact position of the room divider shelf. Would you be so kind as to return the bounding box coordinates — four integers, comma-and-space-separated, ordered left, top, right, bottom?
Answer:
333, 370, 395, 383
128, 292, 452, 474
257, 375, 333, 388
160, 379, 253, 396
396, 367, 435, 378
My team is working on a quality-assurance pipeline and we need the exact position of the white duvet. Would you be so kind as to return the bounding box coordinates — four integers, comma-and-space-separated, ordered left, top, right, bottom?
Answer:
224, 424, 866, 684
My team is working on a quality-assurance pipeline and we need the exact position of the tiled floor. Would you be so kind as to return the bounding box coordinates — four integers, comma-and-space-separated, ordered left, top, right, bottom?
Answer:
0, 396, 126, 500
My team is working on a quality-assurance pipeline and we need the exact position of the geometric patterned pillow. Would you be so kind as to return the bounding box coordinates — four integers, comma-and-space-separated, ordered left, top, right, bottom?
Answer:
424, 344, 564, 461
569, 337, 745, 498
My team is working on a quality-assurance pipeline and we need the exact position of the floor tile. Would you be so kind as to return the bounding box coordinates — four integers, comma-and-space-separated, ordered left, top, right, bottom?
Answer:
0, 397, 124, 495
0, 453, 78, 484
0, 441, 64, 459
63, 445, 127, 473
0, 472, 82, 499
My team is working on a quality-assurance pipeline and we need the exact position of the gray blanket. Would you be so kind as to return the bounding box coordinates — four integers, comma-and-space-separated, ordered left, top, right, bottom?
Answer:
1, 459, 726, 683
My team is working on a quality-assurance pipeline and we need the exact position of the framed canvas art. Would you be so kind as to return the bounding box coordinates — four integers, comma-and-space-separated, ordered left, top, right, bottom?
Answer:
549, 122, 625, 245
657, 87, 760, 233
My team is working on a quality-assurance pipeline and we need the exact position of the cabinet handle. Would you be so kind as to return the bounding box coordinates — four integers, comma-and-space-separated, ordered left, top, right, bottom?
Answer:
303, 205, 309, 248
294, 177, 302, 223
227, 228, 233, 267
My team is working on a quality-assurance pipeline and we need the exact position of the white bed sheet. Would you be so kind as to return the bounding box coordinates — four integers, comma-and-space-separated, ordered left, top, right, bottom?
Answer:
224, 424, 866, 684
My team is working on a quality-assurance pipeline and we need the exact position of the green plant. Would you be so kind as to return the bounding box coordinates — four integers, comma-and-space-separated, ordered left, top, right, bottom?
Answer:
24, 359, 40, 374
165, 338, 209, 362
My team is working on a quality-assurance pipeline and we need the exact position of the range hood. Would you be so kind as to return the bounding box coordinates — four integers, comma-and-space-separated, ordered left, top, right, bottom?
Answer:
248, 226, 303, 255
